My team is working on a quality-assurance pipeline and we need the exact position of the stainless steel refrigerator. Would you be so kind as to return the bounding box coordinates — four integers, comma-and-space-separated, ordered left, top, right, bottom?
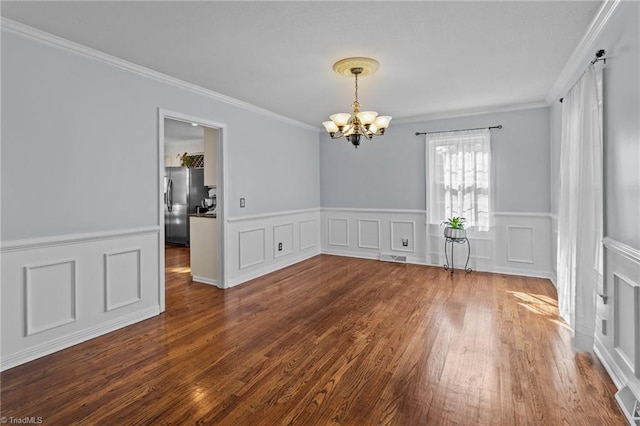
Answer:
164, 167, 206, 246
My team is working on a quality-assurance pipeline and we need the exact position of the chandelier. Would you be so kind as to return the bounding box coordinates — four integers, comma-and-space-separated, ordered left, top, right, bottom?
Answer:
322, 57, 392, 148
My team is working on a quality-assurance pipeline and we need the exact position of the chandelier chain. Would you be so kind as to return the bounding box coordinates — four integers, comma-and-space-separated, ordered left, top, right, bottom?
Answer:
354, 72, 359, 104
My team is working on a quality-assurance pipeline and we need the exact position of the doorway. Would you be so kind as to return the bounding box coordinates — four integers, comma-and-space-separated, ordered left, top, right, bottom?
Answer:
158, 109, 227, 312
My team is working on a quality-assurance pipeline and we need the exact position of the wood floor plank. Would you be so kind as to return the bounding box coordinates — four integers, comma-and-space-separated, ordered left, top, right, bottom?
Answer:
0, 247, 625, 425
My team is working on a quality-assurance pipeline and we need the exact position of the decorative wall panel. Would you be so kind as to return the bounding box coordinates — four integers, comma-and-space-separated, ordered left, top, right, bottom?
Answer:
299, 219, 317, 251
105, 248, 142, 312
506, 226, 535, 264
25, 259, 77, 336
613, 273, 639, 375
390, 220, 415, 252
492, 213, 552, 278
239, 228, 266, 269
329, 218, 349, 247
273, 223, 294, 259
358, 219, 380, 249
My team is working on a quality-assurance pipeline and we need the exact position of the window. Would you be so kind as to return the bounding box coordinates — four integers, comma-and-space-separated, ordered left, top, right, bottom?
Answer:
426, 129, 491, 230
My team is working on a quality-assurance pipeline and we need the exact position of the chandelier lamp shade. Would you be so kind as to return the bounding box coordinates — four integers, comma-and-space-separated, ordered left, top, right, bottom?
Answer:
322, 57, 392, 148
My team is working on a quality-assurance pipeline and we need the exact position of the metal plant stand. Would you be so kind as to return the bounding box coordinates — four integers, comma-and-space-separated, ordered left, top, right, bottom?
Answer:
443, 236, 472, 274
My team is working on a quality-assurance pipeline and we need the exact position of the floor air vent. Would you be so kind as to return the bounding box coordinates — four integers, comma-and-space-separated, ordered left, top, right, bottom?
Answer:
615, 386, 640, 425
380, 254, 407, 263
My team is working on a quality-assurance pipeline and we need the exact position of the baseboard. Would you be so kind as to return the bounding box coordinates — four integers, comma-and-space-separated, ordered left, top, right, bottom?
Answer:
594, 337, 625, 390
192, 276, 221, 288
549, 271, 558, 288
605, 338, 640, 424
321, 247, 557, 283
226, 249, 321, 288
321, 248, 381, 261
0, 306, 160, 372
490, 266, 553, 281
322, 248, 429, 266
615, 386, 640, 425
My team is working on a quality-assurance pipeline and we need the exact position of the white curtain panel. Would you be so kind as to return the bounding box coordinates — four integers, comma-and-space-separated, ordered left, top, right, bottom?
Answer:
557, 66, 603, 352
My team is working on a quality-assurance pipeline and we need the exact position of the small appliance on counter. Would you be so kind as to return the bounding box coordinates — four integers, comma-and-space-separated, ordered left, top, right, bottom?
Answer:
200, 187, 217, 215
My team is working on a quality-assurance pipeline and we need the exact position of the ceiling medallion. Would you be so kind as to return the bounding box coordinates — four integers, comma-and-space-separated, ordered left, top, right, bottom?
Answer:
322, 57, 392, 148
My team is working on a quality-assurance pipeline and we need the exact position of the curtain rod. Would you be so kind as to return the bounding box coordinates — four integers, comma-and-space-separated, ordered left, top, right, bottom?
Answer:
559, 49, 606, 103
415, 125, 502, 136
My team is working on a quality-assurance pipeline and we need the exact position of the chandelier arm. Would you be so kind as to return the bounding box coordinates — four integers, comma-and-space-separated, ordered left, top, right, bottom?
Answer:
362, 128, 374, 140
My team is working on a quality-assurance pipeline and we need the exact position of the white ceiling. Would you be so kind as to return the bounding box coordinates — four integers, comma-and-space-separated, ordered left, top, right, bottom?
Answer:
164, 118, 204, 145
2, 1, 603, 127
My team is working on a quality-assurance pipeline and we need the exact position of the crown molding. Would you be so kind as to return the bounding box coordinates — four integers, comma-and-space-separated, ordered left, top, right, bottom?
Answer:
393, 101, 549, 125
545, 0, 622, 104
0, 18, 319, 132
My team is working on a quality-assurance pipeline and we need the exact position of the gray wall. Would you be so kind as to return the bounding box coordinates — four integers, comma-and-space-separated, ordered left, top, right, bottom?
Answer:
320, 107, 550, 213
1, 31, 320, 240
549, 0, 640, 249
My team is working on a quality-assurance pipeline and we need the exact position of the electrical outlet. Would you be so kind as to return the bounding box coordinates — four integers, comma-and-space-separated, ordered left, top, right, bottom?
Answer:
278, 242, 283, 251
402, 238, 409, 247
240, 198, 245, 208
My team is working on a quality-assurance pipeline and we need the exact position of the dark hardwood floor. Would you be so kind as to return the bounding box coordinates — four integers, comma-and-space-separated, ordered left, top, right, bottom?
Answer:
1, 246, 624, 425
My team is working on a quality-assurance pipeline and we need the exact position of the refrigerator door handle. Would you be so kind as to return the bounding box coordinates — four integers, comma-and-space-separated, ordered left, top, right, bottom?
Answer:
168, 178, 173, 212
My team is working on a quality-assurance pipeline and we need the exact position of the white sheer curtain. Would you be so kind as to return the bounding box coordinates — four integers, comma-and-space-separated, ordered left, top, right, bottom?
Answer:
557, 65, 603, 351
426, 129, 491, 231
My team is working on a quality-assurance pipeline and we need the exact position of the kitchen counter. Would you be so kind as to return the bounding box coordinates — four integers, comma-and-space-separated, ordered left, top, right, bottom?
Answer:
189, 213, 216, 218
189, 215, 218, 286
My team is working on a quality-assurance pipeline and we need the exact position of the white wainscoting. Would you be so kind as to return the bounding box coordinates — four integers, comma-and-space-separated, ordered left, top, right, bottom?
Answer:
426, 222, 493, 272
321, 208, 553, 279
550, 213, 558, 287
0, 227, 160, 371
225, 209, 321, 288
322, 209, 427, 264
594, 238, 640, 410
492, 213, 553, 279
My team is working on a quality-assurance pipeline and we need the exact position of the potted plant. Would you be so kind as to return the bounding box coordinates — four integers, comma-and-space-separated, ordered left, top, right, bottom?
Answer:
442, 216, 466, 239
177, 152, 188, 167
